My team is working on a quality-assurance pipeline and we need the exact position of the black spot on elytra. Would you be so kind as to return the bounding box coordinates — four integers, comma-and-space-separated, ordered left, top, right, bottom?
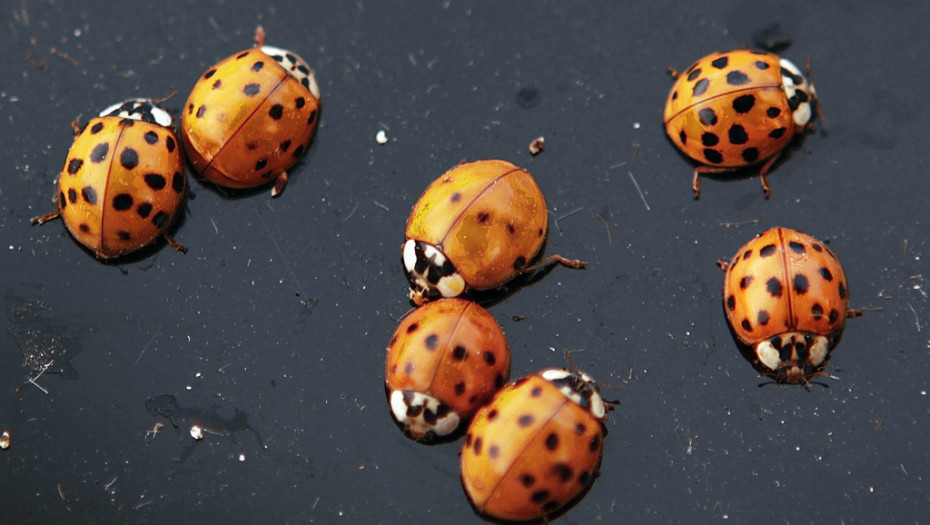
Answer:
811, 304, 824, 319
454, 382, 466, 396
137, 202, 152, 219
711, 56, 729, 69
424, 334, 439, 351
483, 352, 496, 366
739, 275, 754, 290
280, 140, 292, 152
742, 250, 752, 260
79, 223, 90, 233
531, 386, 543, 397
520, 474, 535, 487
212, 79, 222, 90
307, 110, 317, 126
172, 172, 184, 193
476, 211, 490, 223
473, 436, 483, 455
701, 132, 719, 146
268, 104, 284, 120
67, 158, 83, 175
760, 244, 777, 257
450, 192, 461, 203
829, 309, 840, 323
117, 231, 131, 241
487, 409, 499, 421
90, 143, 109, 163
144, 131, 158, 145
726, 70, 751, 86
531, 490, 550, 504
671, 90, 678, 100
767, 107, 782, 118
575, 423, 586, 435
243, 84, 261, 96
406, 322, 419, 333
494, 374, 505, 388
741, 319, 752, 331
144, 174, 166, 190
112, 193, 133, 211
553, 463, 573, 482
686, 68, 702, 81
120, 148, 139, 170
767, 277, 783, 297
166, 136, 176, 153
255, 159, 268, 171
679, 130, 687, 144
67, 188, 77, 204
793, 274, 810, 294
757, 310, 770, 326
589, 434, 601, 452
726, 295, 736, 311
729, 125, 749, 145
545, 433, 559, 450
692, 78, 710, 97
204, 69, 217, 79
703, 149, 723, 163
295, 97, 305, 109
755, 60, 770, 70
732, 94, 755, 114
90, 122, 104, 134
153, 211, 169, 228
81, 186, 97, 205
698, 108, 718, 126
452, 346, 467, 360
838, 282, 847, 299
769, 128, 787, 139
251, 61, 264, 72
742, 148, 759, 163
292, 144, 305, 158
514, 256, 527, 270
518, 414, 535, 427
489, 445, 500, 459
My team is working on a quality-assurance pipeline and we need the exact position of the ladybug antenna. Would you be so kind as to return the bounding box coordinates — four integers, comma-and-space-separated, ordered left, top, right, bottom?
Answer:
154, 91, 177, 104
254, 26, 266, 47
562, 349, 625, 396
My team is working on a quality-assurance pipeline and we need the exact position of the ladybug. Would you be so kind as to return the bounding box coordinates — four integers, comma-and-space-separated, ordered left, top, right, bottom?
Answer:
461, 368, 609, 522
663, 49, 818, 198
719, 227, 860, 384
403, 159, 586, 305
30, 99, 187, 259
180, 26, 320, 197
385, 298, 511, 442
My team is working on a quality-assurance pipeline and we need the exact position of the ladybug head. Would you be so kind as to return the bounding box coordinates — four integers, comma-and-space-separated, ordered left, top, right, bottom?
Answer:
402, 239, 466, 306
98, 98, 172, 127
259, 45, 320, 100
540, 368, 607, 420
754, 332, 831, 385
778, 58, 817, 129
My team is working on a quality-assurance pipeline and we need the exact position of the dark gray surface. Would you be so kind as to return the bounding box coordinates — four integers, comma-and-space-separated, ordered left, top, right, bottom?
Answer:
2, 2, 928, 523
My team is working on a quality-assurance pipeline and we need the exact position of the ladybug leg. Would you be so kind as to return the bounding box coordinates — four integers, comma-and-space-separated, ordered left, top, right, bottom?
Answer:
521, 254, 587, 280
30, 210, 60, 226
163, 234, 188, 254
757, 155, 780, 199
270, 171, 288, 198
692, 166, 733, 199
254, 25, 266, 48
71, 120, 83, 135
846, 309, 863, 319
716, 259, 730, 271
666, 66, 681, 79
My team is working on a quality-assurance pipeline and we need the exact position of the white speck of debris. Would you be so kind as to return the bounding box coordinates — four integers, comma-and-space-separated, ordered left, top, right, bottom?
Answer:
238, 453, 247, 462
0, 430, 11, 450
633, 122, 641, 129
376, 129, 388, 145
185, 385, 193, 391
190, 425, 204, 440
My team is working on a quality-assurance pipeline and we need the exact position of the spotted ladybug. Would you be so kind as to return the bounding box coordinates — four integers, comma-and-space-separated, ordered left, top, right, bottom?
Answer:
180, 26, 320, 197
664, 49, 817, 198
385, 298, 511, 442
461, 368, 609, 522
31, 99, 186, 258
403, 159, 586, 305
720, 227, 859, 384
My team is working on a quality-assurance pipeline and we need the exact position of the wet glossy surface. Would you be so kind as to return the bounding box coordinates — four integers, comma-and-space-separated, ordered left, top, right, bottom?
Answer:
2, 2, 928, 523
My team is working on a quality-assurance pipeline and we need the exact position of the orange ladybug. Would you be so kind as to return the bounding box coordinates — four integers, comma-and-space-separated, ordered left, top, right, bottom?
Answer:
385, 298, 511, 442
461, 368, 609, 522
720, 227, 859, 384
664, 49, 817, 198
31, 99, 187, 258
180, 26, 320, 197
403, 159, 586, 305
